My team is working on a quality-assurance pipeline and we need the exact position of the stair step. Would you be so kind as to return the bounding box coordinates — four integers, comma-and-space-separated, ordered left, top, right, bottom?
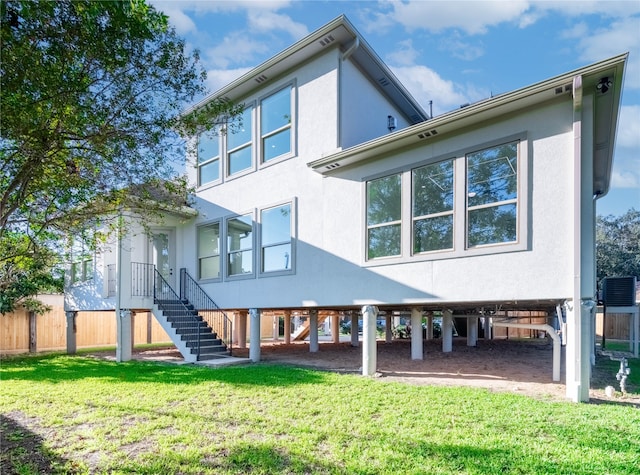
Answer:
185, 338, 222, 348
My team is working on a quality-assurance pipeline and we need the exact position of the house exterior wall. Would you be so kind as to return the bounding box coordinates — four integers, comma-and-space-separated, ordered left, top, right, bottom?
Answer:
340, 57, 411, 148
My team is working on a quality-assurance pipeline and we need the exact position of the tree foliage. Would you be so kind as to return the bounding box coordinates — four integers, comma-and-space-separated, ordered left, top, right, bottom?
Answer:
596, 208, 640, 284
0, 0, 240, 313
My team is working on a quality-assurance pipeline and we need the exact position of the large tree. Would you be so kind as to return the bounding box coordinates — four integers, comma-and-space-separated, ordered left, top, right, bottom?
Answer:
0, 0, 238, 313
596, 208, 640, 285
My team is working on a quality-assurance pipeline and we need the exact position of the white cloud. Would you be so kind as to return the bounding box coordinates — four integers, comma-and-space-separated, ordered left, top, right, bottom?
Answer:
204, 32, 270, 69
617, 105, 640, 149
610, 168, 640, 189
438, 32, 484, 61
157, 6, 197, 34
386, 39, 420, 66
205, 67, 253, 94
390, 65, 488, 115
247, 10, 309, 39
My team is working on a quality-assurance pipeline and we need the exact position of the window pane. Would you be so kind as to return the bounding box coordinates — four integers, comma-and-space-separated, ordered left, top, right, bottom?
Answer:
198, 224, 219, 256
228, 108, 252, 150
468, 203, 517, 246
262, 87, 291, 134
262, 204, 291, 246
467, 142, 517, 207
228, 250, 253, 275
368, 224, 401, 259
414, 215, 453, 253
228, 215, 253, 252
367, 174, 401, 226
228, 146, 252, 175
198, 132, 219, 163
83, 260, 93, 280
263, 243, 292, 272
413, 160, 453, 216
263, 128, 291, 162
199, 159, 219, 185
200, 256, 220, 280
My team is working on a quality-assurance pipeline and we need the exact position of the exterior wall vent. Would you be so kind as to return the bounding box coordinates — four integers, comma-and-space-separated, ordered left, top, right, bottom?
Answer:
555, 83, 572, 95
602, 276, 637, 306
325, 163, 341, 170
417, 129, 438, 139
254, 74, 268, 84
319, 35, 335, 47
377, 77, 390, 87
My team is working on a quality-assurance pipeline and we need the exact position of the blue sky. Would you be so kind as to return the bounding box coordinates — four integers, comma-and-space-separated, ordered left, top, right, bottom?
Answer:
152, 0, 639, 217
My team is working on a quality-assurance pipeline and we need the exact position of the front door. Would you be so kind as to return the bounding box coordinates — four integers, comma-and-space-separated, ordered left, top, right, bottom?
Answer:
150, 228, 176, 290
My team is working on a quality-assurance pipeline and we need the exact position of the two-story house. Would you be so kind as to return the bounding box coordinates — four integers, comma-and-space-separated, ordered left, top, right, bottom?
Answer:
65, 15, 628, 402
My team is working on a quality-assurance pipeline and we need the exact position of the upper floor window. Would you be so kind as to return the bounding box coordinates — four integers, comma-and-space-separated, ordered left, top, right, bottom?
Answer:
366, 174, 401, 259
261, 86, 292, 163
261, 203, 292, 273
466, 142, 518, 247
227, 108, 253, 176
412, 159, 455, 253
197, 129, 221, 186
227, 213, 253, 276
198, 223, 220, 280
70, 236, 93, 283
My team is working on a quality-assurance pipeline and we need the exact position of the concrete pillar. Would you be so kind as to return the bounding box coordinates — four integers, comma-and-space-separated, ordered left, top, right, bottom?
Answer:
565, 300, 594, 402
309, 309, 319, 353
331, 313, 340, 344
283, 311, 291, 345
384, 314, 393, 343
484, 316, 492, 340
272, 313, 279, 341
442, 310, 453, 353
410, 308, 423, 360
249, 308, 261, 362
350, 312, 359, 347
237, 311, 247, 349
362, 305, 378, 376
426, 315, 434, 340
116, 309, 132, 362
65, 311, 77, 355
467, 317, 478, 347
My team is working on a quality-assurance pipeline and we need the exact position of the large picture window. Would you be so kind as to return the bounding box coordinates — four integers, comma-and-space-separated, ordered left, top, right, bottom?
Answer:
227, 108, 253, 176
366, 174, 401, 259
466, 142, 518, 247
197, 129, 220, 186
261, 203, 292, 273
227, 214, 253, 276
198, 223, 220, 280
412, 159, 454, 253
261, 87, 292, 163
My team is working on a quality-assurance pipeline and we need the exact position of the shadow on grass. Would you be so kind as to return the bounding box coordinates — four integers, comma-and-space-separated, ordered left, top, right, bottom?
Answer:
0, 354, 329, 387
0, 414, 79, 475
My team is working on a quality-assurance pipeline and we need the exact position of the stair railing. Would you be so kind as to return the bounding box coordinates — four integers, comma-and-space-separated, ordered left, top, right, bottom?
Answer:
179, 268, 233, 354
154, 268, 200, 359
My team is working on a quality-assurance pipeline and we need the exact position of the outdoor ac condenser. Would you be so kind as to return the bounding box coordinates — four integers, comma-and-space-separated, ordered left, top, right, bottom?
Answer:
602, 276, 637, 307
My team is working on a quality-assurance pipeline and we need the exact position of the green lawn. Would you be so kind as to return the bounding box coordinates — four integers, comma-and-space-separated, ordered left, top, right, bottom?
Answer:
1, 354, 639, 475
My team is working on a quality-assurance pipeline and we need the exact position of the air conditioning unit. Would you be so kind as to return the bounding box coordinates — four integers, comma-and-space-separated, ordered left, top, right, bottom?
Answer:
602, 276, 637, 307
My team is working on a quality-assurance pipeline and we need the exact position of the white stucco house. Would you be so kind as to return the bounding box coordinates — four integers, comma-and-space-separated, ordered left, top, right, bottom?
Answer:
65, 16, 628, 402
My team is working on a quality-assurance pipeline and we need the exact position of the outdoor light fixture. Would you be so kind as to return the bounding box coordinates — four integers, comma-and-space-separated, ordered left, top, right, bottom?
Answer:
387, 115, 397, 132
596, 77, 612, 94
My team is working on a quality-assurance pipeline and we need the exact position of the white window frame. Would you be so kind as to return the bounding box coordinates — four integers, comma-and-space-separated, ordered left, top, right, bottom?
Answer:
70, 235, 94, 283
197, 128, 222, 188
225, 106, 255, 179
197, 221, 222, 282
259, 200, 296, 276
259, 84, 295, 167
225, 212, 255, 280
365, 173, 403, 260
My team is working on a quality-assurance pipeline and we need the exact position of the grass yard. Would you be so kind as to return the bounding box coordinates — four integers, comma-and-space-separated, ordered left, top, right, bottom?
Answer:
1, 354, 639, 474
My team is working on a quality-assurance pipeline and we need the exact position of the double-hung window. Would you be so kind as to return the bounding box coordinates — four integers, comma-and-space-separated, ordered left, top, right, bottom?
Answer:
261, 203, 292, 273
412, 159, 455, 253
227, 214, 253, 276
227, 108, 253, 176
466, 142, 518, 247
366, 174, 402, 259
197, 129, 221, 186
261, 86, 292, 163
70, 236, 93, 283
198, 223, 220, 280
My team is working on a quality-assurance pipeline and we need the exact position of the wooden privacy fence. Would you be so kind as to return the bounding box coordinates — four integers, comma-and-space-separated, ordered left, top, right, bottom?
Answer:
0, 295, 171, 355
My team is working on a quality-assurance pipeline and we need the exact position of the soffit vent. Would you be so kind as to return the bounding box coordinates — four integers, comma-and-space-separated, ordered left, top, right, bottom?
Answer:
325, 163, 341, 170
319, 35, 335, 47
554, 83, 572, 95
410, 114, 423, 123
254, 74, 268, 84
417, 129, 438, 139
377, 77, 390, 87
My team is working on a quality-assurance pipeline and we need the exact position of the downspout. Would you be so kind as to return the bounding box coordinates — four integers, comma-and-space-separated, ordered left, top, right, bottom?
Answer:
341, 37, 359, 61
